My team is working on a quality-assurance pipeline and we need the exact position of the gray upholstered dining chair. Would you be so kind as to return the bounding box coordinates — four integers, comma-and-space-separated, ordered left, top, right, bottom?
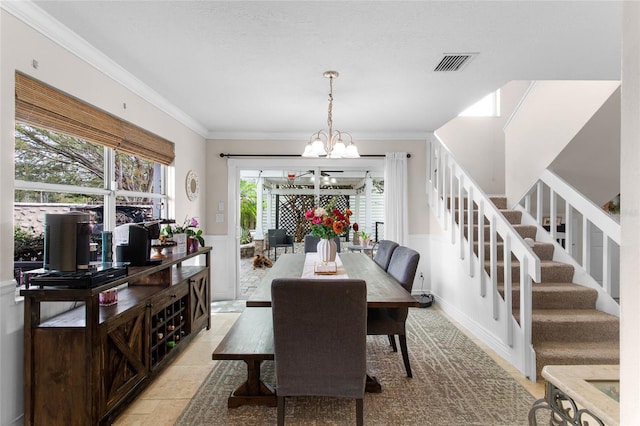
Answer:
271, 278, 367, 426
303, 234, 341, 253
367, 246, 420, 377
373, 239, 399, 270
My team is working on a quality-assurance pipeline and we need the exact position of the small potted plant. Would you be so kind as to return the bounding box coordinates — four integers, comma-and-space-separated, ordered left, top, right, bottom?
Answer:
163, 217, 205, 253
359, 230, 371, 247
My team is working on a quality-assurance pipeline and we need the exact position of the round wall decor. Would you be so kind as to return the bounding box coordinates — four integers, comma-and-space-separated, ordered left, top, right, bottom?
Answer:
186, 170, 200, 201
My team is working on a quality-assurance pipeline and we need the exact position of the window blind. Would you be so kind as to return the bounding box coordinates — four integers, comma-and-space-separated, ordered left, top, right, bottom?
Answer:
15, 72, 175, 165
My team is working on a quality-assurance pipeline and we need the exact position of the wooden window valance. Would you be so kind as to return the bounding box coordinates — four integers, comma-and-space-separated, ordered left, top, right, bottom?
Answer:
15, 72, 175, 165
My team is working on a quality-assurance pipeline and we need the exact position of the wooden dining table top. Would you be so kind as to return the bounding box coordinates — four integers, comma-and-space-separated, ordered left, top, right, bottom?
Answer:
246, 252, 419, 308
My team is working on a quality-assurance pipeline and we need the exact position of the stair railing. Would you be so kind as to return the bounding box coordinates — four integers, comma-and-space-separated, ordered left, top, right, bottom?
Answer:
519, 169, 621, 301
428, 136, 541, 380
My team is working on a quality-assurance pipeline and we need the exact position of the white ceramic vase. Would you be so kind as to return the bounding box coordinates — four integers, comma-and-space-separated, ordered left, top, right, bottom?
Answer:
317, 238, 337, 263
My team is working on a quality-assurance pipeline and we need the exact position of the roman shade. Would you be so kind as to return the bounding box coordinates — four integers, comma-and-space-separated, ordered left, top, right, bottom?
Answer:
15, 72, 175, 165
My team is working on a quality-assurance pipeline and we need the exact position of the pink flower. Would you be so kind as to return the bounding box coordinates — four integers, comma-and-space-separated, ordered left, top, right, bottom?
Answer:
312, 216, 323, 225
190, 217, 199, 227
304, 209, 315, 220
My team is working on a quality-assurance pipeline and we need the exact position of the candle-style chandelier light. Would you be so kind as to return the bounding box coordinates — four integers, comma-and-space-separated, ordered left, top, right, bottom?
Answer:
302, 71, 360, 158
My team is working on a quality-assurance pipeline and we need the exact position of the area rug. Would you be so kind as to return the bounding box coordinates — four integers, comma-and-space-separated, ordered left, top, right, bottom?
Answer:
176, 308, 536, 425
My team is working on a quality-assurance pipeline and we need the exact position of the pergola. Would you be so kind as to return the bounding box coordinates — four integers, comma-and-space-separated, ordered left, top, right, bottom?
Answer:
241, 168, 384, 244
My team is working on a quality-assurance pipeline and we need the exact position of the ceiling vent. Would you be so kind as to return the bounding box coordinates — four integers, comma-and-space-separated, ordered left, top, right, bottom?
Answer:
434, 53, 477, 72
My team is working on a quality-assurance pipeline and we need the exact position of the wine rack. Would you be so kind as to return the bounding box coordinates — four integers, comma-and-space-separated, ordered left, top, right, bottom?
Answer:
150, 291, 188, 368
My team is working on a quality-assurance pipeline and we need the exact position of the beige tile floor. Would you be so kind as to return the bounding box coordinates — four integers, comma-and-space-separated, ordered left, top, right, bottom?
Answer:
112, 306, 545, 425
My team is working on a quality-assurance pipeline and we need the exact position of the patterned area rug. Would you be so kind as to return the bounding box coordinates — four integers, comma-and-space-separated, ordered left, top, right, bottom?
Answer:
177, 308, 536, 425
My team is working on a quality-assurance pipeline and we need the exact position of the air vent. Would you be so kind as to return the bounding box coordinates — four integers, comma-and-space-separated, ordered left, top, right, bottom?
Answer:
434, 53, 477, 72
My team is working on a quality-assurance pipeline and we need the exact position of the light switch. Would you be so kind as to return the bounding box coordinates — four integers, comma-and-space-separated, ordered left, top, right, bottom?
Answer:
215, 213, 224, 223
218, 201, 225, 211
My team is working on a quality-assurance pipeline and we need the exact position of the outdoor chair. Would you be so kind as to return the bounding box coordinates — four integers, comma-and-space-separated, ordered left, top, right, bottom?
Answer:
268, 229, 294, 260
303, 234, 341, 253
373, 239, 399, 271
271, 278, 367, 426
367, 246, 420, 377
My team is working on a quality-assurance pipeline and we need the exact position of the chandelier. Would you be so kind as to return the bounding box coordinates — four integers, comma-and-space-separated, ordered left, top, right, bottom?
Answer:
302, 71, 360, 158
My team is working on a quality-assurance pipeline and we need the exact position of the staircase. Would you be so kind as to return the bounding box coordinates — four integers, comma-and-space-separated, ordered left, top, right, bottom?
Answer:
475, 197, 620, 379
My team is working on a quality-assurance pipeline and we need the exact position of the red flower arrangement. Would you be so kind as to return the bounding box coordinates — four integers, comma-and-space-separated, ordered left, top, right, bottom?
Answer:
305, 205, 352, 239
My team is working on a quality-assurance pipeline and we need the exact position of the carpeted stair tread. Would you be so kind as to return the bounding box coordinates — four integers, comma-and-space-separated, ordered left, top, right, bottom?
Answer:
534, 341, 619, 379
529, 309, 619, 344
490, 197, 508, 210
513, 224, 538, 239
535, 341, 620, 358
531, 243, 555, 261
475, 241, 554, 261
467, 223, 538, 241
488, 260, 574, 283
500, 282, 598, 310
459, 209, 522, 225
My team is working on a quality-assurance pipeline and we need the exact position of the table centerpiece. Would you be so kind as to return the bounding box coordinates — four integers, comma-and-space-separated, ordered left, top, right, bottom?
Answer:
304, 203, 352, 263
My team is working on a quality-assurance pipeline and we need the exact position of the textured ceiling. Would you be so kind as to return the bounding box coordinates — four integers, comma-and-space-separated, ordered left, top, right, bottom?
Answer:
27, 1, 623, 140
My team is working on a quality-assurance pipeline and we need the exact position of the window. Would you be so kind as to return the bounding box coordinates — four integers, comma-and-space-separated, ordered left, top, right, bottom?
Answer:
14, 72, 173, 284
14, 123, 166, 269
459, 89, 500, 117
15, 124, 105, 189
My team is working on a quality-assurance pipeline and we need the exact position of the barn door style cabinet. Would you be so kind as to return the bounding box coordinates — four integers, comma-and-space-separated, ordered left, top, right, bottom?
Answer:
21, 248, 211, 426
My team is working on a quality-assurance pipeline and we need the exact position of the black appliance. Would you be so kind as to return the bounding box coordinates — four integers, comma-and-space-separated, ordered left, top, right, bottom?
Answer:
115, 222, 161, 266
44, 212, 92, 272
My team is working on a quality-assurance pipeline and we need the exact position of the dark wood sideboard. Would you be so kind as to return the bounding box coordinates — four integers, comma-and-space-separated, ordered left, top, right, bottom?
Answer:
21, 247, 211, 426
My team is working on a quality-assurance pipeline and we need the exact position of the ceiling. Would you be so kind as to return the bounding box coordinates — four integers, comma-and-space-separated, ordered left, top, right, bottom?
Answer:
22, 1, 623, 141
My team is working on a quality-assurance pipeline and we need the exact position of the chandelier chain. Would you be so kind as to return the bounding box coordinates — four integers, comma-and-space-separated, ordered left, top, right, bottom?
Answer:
327, 75, 334, 134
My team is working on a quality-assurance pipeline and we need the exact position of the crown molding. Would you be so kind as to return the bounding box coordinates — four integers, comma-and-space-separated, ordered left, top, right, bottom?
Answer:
206, 130, 430, 141
1, 1, 209, 138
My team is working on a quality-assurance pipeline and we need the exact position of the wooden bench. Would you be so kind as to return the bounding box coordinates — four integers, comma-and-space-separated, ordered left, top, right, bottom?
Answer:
211, 307, 276, 408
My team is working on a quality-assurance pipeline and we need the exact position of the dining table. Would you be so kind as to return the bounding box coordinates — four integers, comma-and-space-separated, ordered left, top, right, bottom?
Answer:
247, 252, 420, 309
213, 252, 418, 407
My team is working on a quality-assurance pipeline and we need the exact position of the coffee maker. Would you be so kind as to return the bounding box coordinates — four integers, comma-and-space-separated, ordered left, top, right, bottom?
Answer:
114, 221, 161, 266
44, 212, 93, 272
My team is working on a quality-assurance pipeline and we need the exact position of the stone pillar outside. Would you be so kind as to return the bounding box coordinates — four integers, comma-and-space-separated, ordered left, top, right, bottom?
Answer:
254, 238, 265, 254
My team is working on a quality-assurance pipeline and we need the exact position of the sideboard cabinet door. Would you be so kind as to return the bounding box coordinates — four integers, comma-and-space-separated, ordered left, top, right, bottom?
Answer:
189, 269, 210, 333
102, 303, 148, 414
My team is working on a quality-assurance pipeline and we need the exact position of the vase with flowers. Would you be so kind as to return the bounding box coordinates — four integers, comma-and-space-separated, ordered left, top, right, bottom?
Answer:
304, 204, 352, 263
162, 217, 205, 253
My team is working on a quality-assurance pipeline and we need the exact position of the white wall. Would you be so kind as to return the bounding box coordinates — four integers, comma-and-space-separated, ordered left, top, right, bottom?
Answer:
0, 10, 207, 425
435, 80, 530, 195
550, 87, 621, 207
620, 2, 640, 423
505, 80, 620, 206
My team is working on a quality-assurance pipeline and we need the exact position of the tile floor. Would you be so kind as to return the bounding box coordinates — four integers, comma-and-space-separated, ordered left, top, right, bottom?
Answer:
113, 246, 546, 425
